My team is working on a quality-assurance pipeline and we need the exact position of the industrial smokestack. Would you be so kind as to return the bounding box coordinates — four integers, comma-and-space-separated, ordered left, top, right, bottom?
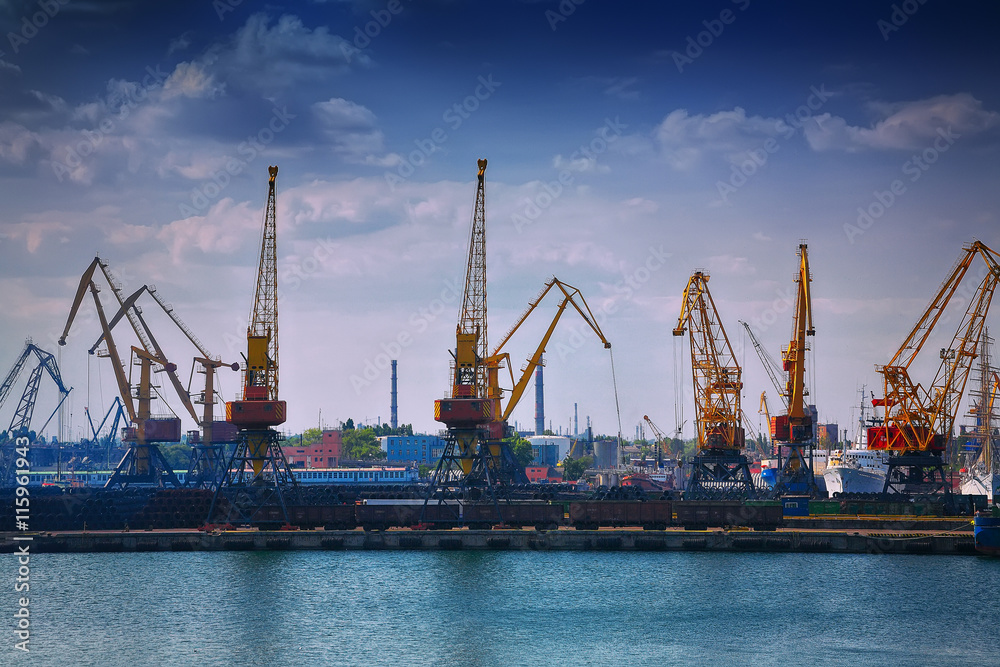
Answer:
574, 402, 578, 438
534, 357, 544, 435
390, 359, 398, 430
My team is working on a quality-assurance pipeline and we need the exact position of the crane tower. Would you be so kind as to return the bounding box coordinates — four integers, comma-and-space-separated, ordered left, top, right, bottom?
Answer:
210, 166, 297, 526
673, 271, 754, 498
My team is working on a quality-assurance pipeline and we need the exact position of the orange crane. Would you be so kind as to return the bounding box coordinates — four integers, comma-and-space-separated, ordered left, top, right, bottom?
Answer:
870, 240, 1000, 494
673, 270, 754, 497
771, 243, 818, 495
95, 282, 239, 488
210, 165, 296, 525
60, 259, 185, 487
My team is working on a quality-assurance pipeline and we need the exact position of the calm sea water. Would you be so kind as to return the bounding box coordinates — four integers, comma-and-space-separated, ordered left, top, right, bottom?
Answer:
4, 550, 999, 666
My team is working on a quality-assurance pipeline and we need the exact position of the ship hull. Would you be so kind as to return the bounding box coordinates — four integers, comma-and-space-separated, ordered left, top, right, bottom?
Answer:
960, 471, 997, 503
824, 465, 886, 497
974, 515, 1000, 556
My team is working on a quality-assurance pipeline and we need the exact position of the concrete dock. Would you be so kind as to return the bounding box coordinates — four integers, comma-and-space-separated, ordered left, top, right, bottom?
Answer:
1, 520, 978, 555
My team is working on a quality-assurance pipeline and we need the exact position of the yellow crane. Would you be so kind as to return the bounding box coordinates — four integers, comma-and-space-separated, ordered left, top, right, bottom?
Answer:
485, 277, 610, 426
673, 270, 754, 497
771, 243, 818, 495
211, 166, 296, 526
430, 161, 615, 512
871, 240, 1000, 494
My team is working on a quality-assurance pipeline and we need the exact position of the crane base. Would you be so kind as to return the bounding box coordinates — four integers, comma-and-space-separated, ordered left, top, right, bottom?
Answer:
684, 452, 758, 500
883, 453, 951, 496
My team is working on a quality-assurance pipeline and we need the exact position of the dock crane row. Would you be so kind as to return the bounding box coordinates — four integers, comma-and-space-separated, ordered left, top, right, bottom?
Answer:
430, 160, 613, 518
97, 283, 240, 489
60, 257, 186, 488
0, 341, 71, 482
673, 271, 755, 498
210, 165, 298, 525
870, 240, 1000, 495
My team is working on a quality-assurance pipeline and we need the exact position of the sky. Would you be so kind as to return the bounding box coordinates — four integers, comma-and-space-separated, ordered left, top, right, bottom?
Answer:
1, 0, 1000, 445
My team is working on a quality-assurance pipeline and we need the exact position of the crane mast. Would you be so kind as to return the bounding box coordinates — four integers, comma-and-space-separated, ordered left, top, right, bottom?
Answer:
212, 166, 296, 527
673, 271, 754, 498
871, 240, 1000, 495
771, 243, 818, 496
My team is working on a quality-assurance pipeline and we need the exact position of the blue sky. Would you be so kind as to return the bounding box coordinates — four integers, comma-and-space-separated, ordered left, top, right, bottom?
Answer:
1, 0, 999, 443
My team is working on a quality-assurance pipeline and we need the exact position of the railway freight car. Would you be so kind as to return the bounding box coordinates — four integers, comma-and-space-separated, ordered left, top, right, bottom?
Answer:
674, 500, 782, 531
569, 500, 673, 530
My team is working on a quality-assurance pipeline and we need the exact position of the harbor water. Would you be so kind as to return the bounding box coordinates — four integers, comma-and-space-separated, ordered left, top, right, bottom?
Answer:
5, 550, 1000, 665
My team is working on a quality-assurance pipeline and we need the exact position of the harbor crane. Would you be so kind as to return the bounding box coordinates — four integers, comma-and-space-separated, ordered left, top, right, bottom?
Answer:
430, 161, 614, 517
95, 282, 239, 488
870, 240, 1000, 495
673, 270, 754, 498
643, 414, 672, 466
210, 165, 297, 526
770, 244, 818, 496
0, 341, 72, 483
60, 259, 184, 488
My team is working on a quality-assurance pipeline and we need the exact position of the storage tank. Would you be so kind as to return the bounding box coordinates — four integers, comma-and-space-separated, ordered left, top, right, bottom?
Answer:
593, 439, 618, 469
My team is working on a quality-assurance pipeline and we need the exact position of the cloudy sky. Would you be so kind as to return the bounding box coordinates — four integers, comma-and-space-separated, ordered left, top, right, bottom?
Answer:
1, 0, 999, 444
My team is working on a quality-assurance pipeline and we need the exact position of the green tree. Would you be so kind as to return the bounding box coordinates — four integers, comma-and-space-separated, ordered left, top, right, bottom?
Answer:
160, 443, 192, 471
509, 435, 535, 468
300, 427, 323, 446
562, 455, 593, 481
342, 428, 386, 461
418, 464, 432, 478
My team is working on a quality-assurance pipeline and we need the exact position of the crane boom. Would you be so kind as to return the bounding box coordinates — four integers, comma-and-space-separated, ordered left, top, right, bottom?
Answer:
486, 277, 611, 423
740, 320, 788, 409
673, 271, 744, 451
872, 240, 1000, 453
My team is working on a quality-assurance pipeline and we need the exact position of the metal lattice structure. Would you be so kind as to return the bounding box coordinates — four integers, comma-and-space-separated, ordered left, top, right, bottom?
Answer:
213, 166, 297, 526
771, 244, 819, 497
872, 240, 1000, 495
673, 271, 754, 498
249, 165, 281, 401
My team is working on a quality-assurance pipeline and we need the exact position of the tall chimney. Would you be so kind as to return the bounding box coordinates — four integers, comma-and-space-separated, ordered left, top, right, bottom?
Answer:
390, 359, 398, 430
534, 357, 544, 435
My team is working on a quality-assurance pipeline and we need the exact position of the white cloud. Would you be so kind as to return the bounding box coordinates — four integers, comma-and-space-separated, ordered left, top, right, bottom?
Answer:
804, 93, 999, 151
312, 97, 395, 164
162, 62, 224, 100
654, 107, 783, 170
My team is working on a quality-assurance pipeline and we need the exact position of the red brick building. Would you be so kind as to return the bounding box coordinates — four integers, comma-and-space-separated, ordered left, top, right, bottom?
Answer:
283, 430, 342, 468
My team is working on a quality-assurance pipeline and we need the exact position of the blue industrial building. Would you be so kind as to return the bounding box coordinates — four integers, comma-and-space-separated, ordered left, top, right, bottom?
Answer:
379, 435, 445, 466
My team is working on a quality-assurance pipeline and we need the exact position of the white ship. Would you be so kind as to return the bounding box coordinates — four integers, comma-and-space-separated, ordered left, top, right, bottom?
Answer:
958, 328, 998, 503
823, 387, 890, 497
824, 447, 890, 496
